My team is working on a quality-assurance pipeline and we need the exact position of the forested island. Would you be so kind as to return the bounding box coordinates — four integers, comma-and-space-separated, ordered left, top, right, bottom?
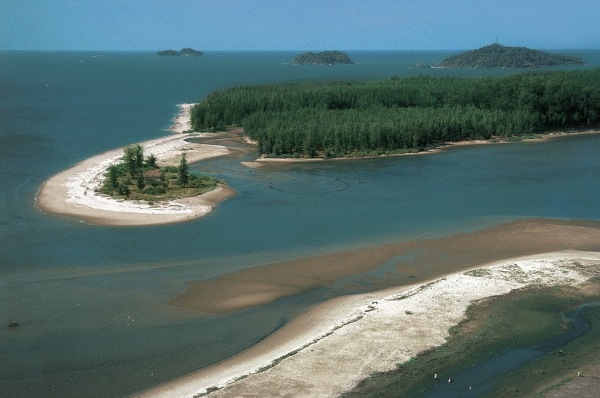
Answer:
292, 51, 355, 65
191, 68, 600, 158
437, 43, 585, 68
156, 48, 203, 56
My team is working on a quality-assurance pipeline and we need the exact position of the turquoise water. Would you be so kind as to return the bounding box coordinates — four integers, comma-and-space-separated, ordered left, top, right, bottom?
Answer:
1, 51, 600, 397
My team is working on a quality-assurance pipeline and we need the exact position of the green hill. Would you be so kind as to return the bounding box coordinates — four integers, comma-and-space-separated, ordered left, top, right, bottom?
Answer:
437, 43, 584, 68
292, 51, 355, 65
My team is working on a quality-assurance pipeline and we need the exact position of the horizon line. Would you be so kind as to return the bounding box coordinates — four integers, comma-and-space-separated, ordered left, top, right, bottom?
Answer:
2, 47, 599, 53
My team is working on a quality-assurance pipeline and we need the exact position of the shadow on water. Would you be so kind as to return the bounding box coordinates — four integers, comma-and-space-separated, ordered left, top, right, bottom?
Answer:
425, 301, 600, 397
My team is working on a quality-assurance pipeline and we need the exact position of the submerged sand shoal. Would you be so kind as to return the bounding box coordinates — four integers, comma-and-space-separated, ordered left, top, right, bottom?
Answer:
144, 219, 600, 397
136, 250, 600, 398
171, 219, 600, 313
37, 104, 235, 226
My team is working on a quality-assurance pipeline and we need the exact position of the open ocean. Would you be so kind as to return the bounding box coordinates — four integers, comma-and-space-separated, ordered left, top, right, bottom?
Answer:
1, 50, 600, 397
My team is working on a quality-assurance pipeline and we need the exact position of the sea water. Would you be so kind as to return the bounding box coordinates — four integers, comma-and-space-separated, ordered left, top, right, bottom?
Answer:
1, 50, 600, 397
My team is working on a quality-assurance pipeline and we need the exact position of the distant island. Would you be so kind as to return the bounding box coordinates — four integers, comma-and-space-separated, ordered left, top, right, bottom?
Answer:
436, 43, 584, 68
156, 48, 203, 56
292, 51, 355, 65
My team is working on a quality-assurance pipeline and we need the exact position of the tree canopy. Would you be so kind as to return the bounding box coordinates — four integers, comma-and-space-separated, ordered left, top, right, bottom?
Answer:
191, 68, 600, 158
292, 51, 355, 65
437, 43, 585, 69
156, 48, 203, 56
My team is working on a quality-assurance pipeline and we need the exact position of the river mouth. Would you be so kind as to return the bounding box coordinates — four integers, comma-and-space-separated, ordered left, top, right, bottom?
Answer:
344, 283, 600, 397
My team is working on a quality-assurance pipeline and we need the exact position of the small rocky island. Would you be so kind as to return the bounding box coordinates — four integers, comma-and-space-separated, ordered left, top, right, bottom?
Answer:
156, 48, 203, 56
436, 43, 584, 68
292, 50, 355, 65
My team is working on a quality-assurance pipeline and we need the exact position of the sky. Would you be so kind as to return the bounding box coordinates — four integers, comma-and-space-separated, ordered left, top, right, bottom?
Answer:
1, 0, 599, 51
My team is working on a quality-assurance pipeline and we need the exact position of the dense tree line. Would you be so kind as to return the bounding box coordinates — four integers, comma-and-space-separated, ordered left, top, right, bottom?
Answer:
191, 68, 600, 157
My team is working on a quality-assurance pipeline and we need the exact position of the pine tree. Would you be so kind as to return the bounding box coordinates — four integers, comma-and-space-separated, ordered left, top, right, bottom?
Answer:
108, 164, 118, 189
123, 144, 144, 177
178, 153, 189, 186
136, 172, 145, 190
145, 153, 157, 168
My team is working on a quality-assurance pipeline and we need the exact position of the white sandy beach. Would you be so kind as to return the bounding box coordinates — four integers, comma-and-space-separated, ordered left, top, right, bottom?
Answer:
135, 250, 600, 398
37, 104, 234, 226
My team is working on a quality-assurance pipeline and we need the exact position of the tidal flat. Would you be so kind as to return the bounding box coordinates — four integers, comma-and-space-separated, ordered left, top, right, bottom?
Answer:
344, 283, 600, 398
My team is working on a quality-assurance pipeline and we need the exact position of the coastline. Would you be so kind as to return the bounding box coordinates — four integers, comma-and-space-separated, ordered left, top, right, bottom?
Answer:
244, 128, 600, 166
135, 250, 600, 398
36, 104, 235, 226
34, 100, 600, 394
36, 107, 599, 223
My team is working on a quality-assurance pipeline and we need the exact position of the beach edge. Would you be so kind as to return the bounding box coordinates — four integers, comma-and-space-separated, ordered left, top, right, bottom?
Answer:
133, 250, 600, 398
36, 104, 236, 226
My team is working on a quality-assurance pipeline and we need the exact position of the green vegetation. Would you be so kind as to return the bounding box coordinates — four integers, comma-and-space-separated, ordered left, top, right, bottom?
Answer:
343, 285, 600, 398
191, 68, 600, 158
292, 50, 354, 65
437, 43, 585, 68
156, 48, 203, 56
97, 144, 218, 201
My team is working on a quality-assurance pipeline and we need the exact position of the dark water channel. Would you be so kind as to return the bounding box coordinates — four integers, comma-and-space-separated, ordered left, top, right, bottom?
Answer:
425, 301, 600, 397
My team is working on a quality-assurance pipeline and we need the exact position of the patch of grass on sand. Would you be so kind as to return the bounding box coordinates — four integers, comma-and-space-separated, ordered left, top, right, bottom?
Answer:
342, 283, 600, 398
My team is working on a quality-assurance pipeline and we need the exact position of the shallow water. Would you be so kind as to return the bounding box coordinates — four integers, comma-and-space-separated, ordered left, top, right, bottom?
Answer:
1, 50, 600, 397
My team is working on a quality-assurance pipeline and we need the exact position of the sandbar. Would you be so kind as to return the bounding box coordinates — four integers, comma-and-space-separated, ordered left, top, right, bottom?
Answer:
136, 249, 600, 398
37, 104, 235, 226
170, 218, 600, 313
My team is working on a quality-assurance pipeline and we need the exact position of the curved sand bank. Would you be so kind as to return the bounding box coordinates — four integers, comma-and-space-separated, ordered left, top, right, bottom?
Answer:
37, 104, 235, 226
171, 219, 600, 313
136, 250, 600, 398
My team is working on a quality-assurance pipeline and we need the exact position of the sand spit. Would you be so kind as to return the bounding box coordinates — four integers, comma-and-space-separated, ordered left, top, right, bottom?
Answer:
171, 103, 194, 134
136, 251, 600, 398
37, 104, 234, 226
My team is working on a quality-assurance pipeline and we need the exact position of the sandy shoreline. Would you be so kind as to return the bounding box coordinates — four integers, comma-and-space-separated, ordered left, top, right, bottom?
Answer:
36, 104, 235, 226
136, 250, 600, 398
36, 109, 599, 224
35, 104, 600, 394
